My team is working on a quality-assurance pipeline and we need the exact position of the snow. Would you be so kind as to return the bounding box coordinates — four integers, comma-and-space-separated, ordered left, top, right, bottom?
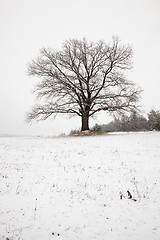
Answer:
0, 132, 160, 240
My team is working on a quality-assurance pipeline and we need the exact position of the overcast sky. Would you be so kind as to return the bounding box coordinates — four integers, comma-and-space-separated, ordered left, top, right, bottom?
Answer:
0, 0, 160, 136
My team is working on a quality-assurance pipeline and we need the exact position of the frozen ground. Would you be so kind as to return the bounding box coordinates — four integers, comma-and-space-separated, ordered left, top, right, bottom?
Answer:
0, 131, 160, 240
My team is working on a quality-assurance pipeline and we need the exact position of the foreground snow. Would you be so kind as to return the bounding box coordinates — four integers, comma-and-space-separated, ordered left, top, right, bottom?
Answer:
0, 132, 160, 240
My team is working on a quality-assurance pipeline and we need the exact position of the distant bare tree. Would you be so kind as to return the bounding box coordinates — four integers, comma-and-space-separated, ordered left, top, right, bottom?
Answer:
26, 37, 141, 131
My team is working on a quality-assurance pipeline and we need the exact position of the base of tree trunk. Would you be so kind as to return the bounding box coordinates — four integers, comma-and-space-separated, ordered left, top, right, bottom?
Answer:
81, 115, 90, 131
81, 127, 90, 131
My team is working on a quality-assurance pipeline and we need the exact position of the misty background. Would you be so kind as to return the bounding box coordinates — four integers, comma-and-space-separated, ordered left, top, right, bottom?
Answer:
0, 0, 160, 136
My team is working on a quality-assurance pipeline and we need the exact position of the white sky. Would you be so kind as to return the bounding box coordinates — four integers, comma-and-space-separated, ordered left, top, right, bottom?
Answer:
0, 0, 160, 136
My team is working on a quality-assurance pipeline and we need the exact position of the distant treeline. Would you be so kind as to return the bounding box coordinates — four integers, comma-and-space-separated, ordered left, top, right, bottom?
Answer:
92, 110, 160, 132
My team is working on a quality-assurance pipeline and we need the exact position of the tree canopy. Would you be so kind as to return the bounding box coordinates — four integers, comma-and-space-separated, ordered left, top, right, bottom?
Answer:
26, 37, 141, 131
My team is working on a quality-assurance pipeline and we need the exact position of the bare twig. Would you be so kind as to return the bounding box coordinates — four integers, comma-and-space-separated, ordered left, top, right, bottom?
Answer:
132, 177, 141, 200
34, 198, 38, 220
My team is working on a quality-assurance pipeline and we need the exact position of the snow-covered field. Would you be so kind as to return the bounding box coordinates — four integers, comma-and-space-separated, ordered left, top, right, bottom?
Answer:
0, 132, 160, 240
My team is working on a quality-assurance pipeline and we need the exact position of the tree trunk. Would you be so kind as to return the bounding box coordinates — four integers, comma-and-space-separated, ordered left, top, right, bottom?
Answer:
81, 113, 90, 131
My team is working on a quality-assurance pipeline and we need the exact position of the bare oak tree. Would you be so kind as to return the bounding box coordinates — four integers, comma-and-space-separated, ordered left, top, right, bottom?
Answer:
26, 37, 141, 131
